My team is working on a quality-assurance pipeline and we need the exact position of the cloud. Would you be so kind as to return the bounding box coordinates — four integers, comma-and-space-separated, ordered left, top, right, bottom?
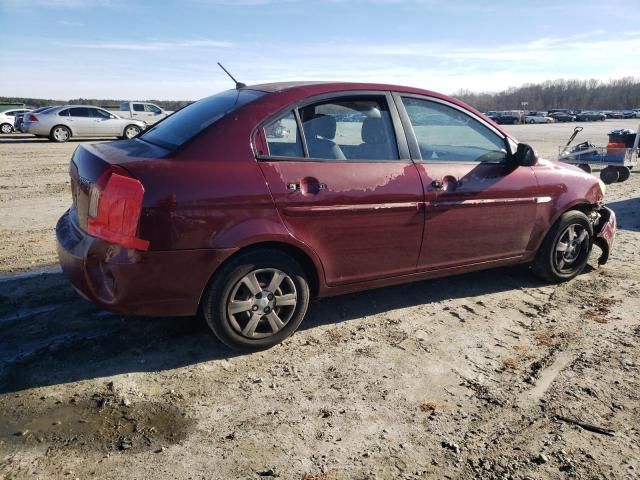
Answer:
61, 39, 233, 51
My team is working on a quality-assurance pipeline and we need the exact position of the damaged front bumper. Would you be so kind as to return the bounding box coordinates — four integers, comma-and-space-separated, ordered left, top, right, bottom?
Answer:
593, 206, 616, 265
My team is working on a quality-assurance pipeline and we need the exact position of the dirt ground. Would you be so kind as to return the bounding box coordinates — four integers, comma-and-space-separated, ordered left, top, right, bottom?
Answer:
0, 121, 639, 479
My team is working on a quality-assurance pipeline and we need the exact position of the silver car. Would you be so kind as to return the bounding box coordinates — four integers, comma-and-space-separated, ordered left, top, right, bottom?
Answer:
21, 105, 146, 142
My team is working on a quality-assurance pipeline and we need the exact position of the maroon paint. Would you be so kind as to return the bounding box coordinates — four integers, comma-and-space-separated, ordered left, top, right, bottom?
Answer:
56, 81, 615, 316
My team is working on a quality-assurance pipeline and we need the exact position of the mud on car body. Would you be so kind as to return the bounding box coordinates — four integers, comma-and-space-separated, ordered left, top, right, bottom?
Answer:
56, 81, 616, 350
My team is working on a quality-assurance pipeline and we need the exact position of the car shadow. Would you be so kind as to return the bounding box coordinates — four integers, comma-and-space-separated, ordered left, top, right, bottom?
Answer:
0, 264, 552, 394
606, 195, 640, 232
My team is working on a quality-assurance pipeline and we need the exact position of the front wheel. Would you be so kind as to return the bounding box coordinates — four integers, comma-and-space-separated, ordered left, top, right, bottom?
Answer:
531, 211, 593, 283
202, 249, 310, 350
123, 124, 141, 139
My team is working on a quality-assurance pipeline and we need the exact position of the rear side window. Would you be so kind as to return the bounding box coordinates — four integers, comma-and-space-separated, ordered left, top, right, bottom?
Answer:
264, 111, 303, 158
141, 89, 265, 150
58, 109, 70, 117
69, 107, 90, 118
299, 97, 398, 161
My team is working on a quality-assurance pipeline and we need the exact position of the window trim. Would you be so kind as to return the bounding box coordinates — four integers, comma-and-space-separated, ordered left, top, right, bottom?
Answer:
392, 92, 514, 164
253, 90, 412, 163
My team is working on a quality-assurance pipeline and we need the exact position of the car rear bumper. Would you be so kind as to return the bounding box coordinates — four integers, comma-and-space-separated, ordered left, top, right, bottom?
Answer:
594, 206, 616, 265
56, 210, 237, 316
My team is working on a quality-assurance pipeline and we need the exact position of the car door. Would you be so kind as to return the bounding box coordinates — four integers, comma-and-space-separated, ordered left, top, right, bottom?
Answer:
255, 92, 425, 286
89, 107, 121, 136
394, 94, 539, 271
67, 107, 93, 136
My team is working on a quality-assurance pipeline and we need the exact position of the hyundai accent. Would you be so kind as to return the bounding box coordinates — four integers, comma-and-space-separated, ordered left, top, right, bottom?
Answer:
56, 82, 616, 350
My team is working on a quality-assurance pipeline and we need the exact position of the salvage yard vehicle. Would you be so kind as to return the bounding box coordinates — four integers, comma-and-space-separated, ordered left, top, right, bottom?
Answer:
575, 111, 606, 122
56, 81, 617, 350
548, 111, 576, 122
21, 105, 146, 142
525, 111, 554, 124
0, 108, 30, 133
109, 101, 173, 126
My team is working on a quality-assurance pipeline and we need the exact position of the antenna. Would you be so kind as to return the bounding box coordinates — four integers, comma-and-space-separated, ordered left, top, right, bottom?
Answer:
217, 62, 246, 89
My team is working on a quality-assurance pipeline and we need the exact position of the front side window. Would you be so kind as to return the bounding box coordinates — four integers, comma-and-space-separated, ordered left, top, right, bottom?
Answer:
402, 97, 507, 163
298, 97, 398, 161
141, 88, 265, 150
133, 104, 145, 112
89, 108, 111, 119
145, 104, 162, 114
263, 111, 303, 158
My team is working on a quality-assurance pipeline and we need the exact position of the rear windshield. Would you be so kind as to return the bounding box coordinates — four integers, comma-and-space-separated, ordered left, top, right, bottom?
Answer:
140, 89, 265, 150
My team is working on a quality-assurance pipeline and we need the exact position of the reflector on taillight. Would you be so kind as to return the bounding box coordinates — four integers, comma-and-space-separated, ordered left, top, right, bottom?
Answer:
87, 170, 149, 251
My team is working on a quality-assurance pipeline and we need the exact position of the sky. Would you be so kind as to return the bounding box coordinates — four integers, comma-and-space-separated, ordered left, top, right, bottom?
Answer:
1, 0, 639, 101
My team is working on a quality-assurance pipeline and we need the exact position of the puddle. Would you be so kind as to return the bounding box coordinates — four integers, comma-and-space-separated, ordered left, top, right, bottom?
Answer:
0, 391, 193, 453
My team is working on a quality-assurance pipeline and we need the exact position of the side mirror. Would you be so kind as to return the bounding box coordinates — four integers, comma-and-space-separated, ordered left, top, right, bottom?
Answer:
513, 143, 538, 166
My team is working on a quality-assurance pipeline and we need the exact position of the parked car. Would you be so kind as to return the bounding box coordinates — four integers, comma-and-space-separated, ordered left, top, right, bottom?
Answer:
525, 112, 554, 124
491, 111, 522, 125
633, 109, 640, 118
575, 111, 606, 122
14, 106, 55, 132
622, 110, 636, 119
56, 81, 616, 350
109, 102, 173, 126
0, 108, 31, 134
22, 105, 146, 142
606, 111, 624, 119
548, 112, 576, 122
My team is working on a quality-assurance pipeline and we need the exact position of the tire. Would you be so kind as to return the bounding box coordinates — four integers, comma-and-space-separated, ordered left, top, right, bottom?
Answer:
202, 249, 310, 350
50, 125, 71, 143
600, 166, 619, 184
0, 123, 13, 134
616, 166, 631, 182
123, 124, 141, 139
577, 163, 592, 174
528, 119, 535, 124
531, 210, 593, 283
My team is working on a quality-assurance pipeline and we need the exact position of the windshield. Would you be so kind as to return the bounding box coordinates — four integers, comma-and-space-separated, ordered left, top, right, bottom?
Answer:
140, 89, 265, 150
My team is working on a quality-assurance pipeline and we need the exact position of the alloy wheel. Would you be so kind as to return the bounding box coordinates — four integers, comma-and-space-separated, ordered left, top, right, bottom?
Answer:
554, 223, 589, 273
226, 268, 297, 339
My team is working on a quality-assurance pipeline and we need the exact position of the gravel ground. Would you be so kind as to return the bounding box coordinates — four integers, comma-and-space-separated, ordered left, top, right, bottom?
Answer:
0, 121, 639, 479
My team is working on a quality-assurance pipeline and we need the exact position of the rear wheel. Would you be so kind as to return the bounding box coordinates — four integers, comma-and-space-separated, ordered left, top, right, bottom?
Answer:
532, 211, 593, 283
123, 124, 141, 139
202, 249, 310, 350
0, 123, 13, 134
616, 166, 631, 182
50, 125, 71, 142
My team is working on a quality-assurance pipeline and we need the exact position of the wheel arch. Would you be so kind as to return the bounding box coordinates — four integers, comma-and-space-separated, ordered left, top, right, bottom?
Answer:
197, 240, 323, 314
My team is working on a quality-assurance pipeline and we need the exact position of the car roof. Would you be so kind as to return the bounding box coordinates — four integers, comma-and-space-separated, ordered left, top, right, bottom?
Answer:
248, 81, 443, 97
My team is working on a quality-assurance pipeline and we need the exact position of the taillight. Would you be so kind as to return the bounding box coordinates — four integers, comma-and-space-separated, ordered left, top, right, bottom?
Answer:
87, 168, 149, 251
27, 114, 38, 122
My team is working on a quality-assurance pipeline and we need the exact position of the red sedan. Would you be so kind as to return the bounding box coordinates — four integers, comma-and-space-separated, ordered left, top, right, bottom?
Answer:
56, 82, 616, 350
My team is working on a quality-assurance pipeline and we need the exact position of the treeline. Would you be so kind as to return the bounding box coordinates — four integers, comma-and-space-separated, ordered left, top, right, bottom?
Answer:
455, 77, 640, 112
0, 96, 192, 111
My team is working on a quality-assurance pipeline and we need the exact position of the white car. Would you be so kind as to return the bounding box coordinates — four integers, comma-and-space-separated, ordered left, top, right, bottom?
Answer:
525, 112, 555, 124
0, 109, 30, 134
109, 101, 173, 126
21, 105, 146, 142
